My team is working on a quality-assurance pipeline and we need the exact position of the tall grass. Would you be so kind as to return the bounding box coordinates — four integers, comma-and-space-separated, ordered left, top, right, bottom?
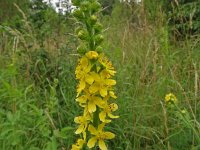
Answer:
101, 2, 200, 149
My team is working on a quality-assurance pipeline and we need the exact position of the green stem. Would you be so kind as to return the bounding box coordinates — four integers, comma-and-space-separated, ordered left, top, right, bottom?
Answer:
92, 107, 99, 150
85, 20, 95, 50
83, 9, 95, 50
93, 107, 99, 128
174, 104, 200, 143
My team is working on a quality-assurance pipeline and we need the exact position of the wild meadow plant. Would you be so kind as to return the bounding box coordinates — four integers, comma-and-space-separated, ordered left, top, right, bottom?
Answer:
71, 0, 119, 150
164, 93, 200, 147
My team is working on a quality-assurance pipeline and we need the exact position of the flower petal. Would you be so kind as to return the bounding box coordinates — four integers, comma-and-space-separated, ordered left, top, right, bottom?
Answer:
77, 138, 85, 144
98, 139, 107, 150
88, 101, 96, 113
74, 116, 81, 123
108, 70, 116, 76
87, 137, 97, 148
98, 123, 105, 131
104, 132, 115, 139
109, 91, 117, 99
75, 124, 84, 134
108, 113, 119, 119
99, 111, 106, 122
72, 138, 84, 149
76, 95, 87, 103
83, 131, 86, 140
104, 119, 111, 123
71, 144, 79, 150
80, 56, 89, 67
91, 72, 101, 81
100, 69, 110, 78
106, 79, 116, 86
88, 124, 98, 135
100, 88, 107, 97
77, 80, 85, 96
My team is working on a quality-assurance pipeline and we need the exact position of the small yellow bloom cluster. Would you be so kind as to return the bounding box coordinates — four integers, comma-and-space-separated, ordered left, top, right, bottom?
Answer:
72, 51, 118, 150
165, 93, 178, 105
72, 139, 85, 150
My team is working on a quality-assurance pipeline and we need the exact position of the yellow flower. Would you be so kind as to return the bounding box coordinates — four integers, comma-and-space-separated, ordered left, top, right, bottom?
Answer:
98, 54, 116, 76
75, 57, 94, 96
74, 115, 91, 135
86, 51, 99, 59
89, 71, 116, 97
75, 57, 91, 80
87, 123, 115, 150
71, 139, 85, 150
165, 93, 177, 104
76, 90, 105, 113
99, 103, 119, 123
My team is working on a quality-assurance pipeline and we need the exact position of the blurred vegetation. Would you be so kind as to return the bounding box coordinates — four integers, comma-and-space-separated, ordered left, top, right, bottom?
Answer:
0, 0, 200, 150
0, 0, 29, 23
169, 0, 200, 39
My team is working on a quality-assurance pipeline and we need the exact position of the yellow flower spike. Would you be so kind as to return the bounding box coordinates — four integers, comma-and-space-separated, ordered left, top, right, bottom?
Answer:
73, 0, 118, 149
99, 103, 119, 123
165, 93, 177, 104
71, 139, 85, 150
86, 51, 99, 59
87, 123, 115, 150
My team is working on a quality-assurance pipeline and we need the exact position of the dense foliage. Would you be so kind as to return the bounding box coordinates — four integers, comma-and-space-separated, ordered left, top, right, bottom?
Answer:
169, 0, 200, 38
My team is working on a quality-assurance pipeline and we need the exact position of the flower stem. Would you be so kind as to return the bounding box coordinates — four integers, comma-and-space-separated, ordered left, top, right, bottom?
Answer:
93, 107, 99, 128
174, 104, 200, 143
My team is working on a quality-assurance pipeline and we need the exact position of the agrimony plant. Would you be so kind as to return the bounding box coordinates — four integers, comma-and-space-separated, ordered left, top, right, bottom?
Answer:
71, 0, 119, 150
164, 93, 200, 146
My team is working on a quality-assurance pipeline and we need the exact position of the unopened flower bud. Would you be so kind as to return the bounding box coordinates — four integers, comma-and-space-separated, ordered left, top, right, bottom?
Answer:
78, 30, 89, 41
77, 45, 87, 54
86, 51, 99, 59
90, 15, 97, 25
95, 34, 104, 45
94, 23, 103, 34
80, 1, 90, 12
95, 46, 102, 53
90, 1, 101, 14
73, 9, 84, 20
